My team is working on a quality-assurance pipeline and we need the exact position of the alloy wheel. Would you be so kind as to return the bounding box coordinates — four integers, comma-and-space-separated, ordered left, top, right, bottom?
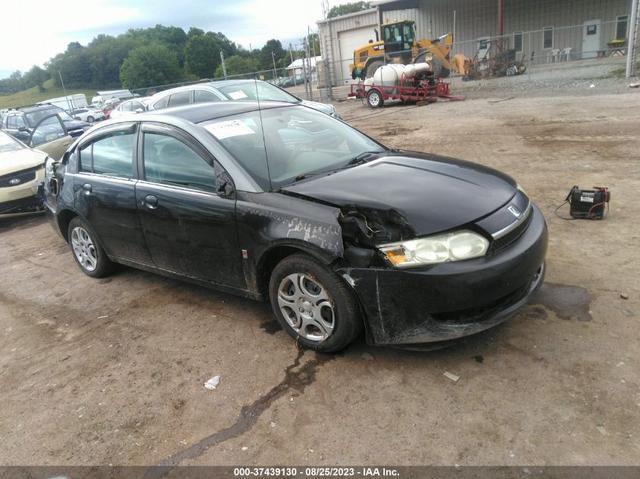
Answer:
71, 226, 98, 272
277, 273, 335, 342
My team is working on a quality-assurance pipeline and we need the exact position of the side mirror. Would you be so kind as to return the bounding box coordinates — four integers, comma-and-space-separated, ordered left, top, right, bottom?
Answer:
217, 173, 235, 197
68, 129, 84, 138
18, 126, 28, 132
135, 108, 144, 114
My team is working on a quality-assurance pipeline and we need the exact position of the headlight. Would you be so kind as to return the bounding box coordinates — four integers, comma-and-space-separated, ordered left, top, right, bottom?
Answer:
379, 230, 489, 268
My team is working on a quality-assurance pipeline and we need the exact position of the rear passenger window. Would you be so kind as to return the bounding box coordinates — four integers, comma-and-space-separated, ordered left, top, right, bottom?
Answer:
143, 132, 216, 192
194, 90, 220, 103
79, 130, 135, 178
168, 91, 191, 107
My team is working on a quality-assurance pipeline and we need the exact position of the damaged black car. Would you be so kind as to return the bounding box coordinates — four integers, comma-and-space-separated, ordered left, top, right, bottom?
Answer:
44, 101, 547, 352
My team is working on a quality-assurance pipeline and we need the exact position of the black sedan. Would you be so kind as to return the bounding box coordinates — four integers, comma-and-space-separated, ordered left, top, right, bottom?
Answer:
44, 102, 547, 352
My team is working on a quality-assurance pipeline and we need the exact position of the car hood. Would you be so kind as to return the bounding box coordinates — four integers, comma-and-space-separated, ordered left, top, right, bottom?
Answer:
300, 99, 337, 116
0, 147, 47, 176
281, 152, 517, 238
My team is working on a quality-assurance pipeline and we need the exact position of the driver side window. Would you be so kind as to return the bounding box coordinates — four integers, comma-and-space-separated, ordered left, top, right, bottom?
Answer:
143, 132, 217, 193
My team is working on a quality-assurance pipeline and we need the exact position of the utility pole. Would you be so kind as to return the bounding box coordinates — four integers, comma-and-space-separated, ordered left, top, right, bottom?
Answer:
272, 51, 278, 80
58, 71, 72, 112
307, 25, 314, 100
220, 51, 228, 79
289, 44, 297, 86
627, 0, 639, 78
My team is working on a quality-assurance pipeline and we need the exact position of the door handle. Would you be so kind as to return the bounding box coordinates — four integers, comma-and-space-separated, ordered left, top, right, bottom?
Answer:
82, 183, 92, 194
144, 194, 158, 210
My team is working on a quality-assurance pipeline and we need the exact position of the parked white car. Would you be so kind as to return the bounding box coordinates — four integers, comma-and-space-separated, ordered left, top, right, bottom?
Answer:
109, 98, 150, 119
70, 108, 105, 123
146, 80, 340, 118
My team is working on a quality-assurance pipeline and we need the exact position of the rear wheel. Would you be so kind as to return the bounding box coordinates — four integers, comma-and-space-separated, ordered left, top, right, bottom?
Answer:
68, 217, 113, 278
269, 254, 362, 352
367, 89, 384, 108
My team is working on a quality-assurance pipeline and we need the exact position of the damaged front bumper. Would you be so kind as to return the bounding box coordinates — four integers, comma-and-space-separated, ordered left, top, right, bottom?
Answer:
338, 204, 548, 346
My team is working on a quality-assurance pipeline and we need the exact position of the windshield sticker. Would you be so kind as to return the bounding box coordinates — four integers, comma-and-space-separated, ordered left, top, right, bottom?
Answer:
228, 90, 249, 100
205, 120, 256, 139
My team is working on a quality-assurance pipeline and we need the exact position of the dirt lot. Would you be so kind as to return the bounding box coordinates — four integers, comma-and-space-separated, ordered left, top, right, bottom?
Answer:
1, 88, 639, 468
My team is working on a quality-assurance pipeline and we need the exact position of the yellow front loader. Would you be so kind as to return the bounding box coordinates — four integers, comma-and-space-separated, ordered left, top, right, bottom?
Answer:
350, 20, 468, 79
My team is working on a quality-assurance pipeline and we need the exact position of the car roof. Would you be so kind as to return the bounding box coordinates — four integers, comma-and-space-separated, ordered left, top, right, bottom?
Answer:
19, 104, 61, 113
142, 100, 297, 124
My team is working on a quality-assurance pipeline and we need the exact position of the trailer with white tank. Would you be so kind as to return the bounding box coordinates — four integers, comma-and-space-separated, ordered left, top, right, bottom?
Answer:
348, 62, 464, 108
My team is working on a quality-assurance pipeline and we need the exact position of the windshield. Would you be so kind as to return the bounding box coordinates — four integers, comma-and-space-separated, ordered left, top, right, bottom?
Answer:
25, 107, 71, 126
216, 82, 299, 103
0, 131, 25, 153
202, 105, 385, 190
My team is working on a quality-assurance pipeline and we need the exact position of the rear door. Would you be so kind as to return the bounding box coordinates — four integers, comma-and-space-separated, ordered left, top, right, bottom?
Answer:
135, 122, 243, 287
73, 123, 152, 264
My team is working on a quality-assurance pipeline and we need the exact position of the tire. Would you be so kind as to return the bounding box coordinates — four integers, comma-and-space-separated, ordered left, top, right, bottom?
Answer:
364, 60, 383, 79
269, 254, 363, 353
87, 116, 94, 123
67, 217, 114, 278
366, 89, 384, 108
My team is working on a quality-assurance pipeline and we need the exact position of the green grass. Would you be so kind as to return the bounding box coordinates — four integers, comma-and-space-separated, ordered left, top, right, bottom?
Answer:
610, 62, 640, 79
0, 79, 97, 109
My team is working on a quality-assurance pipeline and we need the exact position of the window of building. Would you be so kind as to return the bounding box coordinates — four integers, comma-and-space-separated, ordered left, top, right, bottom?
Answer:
616, 16, 629, 40
514, 32, 523, 52
543, 27, 553, 49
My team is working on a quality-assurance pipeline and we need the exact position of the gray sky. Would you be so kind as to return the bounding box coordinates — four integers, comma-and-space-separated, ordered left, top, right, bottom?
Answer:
0, 0, 340, 77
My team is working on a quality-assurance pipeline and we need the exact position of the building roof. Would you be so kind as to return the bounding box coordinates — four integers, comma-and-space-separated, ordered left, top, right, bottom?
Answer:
317, 7, 378, 24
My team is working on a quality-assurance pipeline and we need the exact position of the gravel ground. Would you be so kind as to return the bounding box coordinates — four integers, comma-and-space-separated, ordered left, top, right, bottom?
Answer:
0, 80, 639, 468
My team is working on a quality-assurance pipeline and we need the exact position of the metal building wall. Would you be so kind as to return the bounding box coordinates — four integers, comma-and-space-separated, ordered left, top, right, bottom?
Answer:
318, 9, 379, 84
381, 0, 631, 59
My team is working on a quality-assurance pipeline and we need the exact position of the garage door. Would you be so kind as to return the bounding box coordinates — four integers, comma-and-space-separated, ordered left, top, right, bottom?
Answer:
338, 27, 377, 83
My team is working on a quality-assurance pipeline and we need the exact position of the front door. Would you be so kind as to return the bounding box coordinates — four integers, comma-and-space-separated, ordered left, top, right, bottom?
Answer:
582, 19, 601, 59
73, 123, 152, 264
135, 123, 243, 288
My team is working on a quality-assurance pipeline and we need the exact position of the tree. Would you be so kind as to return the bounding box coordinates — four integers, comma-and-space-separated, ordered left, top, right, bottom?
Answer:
327, 1, 370, 18
120, 44, 182, 90
214, 55, 259, 78
47, 42, 92, 87
185, 34, 218, 78
184, 31, 238, 79
260, 39, 286, 71
22, 66, 49, 91
87, 34, 136, 87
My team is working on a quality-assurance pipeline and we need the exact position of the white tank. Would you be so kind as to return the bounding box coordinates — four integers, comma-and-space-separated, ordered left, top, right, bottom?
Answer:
370, 62, 432, 89
403, 62, 431, 78
372, 64, 406, 90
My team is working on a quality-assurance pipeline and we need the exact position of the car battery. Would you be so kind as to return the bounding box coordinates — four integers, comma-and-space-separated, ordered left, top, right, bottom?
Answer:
568, 186, 610, 219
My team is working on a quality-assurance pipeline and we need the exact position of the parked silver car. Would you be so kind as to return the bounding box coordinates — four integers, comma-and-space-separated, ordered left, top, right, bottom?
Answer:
146, 80, 340, 118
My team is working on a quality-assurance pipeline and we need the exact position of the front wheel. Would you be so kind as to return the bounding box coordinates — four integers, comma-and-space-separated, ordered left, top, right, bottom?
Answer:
269, 254, 362, 352
367, 89, 384, 108
87, 115, 95, 123
68, 217, 114, 278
